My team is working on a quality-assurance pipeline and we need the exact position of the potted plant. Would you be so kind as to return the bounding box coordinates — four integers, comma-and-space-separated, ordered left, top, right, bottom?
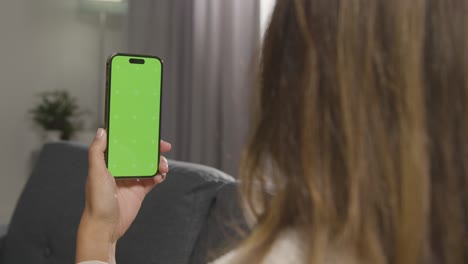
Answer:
30, 90, 83, 141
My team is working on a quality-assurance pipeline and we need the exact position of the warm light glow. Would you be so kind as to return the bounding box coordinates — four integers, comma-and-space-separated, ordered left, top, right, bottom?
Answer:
260, 0, 276, 39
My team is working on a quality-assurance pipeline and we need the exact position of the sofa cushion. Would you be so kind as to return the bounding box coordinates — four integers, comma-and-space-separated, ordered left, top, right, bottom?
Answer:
189, 183, 248, 264
1, 142, 237, 264
116, 161, 236, 264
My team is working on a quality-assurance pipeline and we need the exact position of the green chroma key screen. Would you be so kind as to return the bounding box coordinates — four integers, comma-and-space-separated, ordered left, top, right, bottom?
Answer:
106, 54, 162, 178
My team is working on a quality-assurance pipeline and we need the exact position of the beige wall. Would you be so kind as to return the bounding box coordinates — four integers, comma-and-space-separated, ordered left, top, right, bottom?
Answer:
0, 0, 126, 224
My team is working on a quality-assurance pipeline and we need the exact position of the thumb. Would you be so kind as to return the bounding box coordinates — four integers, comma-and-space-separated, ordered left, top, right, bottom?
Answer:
88, 128, 108, 172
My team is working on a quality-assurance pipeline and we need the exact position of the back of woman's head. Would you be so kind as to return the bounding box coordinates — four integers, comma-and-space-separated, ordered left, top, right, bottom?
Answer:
239, 0, 468, 263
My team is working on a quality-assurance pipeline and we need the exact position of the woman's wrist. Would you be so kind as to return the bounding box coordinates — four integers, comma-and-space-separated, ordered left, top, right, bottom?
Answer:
76, 213, 117, 264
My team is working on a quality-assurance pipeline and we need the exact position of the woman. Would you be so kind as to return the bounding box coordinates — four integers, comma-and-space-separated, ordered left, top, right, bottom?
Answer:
76, 0, 468, 263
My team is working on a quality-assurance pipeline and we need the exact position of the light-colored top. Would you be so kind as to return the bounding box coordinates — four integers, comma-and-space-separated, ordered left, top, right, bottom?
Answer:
77, 230, 306, 264
78, 229, 354, 264
211, 229, 306, 264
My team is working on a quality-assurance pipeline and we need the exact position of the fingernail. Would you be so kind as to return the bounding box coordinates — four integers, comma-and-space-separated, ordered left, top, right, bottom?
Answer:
163, 157, 169, 170
96, 128, 105, 140
161, 140, 172, 147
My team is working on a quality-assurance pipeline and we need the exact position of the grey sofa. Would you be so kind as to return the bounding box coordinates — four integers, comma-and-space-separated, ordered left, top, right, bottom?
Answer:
0, 142, 246, 264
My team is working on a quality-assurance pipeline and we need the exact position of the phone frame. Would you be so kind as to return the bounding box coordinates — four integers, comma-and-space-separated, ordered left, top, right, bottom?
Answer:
104, 53, 164, 179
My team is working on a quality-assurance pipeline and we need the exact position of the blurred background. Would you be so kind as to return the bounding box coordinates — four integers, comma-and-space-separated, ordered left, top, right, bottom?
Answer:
0, 0, 276, 226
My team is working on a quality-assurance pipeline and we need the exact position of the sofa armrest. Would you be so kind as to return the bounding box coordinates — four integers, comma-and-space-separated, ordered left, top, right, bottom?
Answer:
0, 235, 4, 260
0, 224, 7, 261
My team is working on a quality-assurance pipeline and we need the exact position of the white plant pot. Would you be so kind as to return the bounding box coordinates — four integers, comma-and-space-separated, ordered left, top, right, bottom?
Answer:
43, 130, 62, 143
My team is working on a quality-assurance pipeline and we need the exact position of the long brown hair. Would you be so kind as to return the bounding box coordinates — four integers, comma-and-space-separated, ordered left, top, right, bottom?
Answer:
238, 0, 468, 263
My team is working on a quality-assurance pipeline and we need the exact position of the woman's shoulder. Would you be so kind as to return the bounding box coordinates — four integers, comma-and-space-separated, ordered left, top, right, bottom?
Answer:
212, 228, 359, 264
211, 229, 306, 264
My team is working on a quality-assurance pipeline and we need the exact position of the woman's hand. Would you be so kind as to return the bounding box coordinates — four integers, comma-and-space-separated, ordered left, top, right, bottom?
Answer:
76, 128, 171, 264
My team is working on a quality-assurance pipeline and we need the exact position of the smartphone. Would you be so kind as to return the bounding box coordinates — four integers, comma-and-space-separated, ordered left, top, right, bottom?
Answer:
105, 53, 163, 178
